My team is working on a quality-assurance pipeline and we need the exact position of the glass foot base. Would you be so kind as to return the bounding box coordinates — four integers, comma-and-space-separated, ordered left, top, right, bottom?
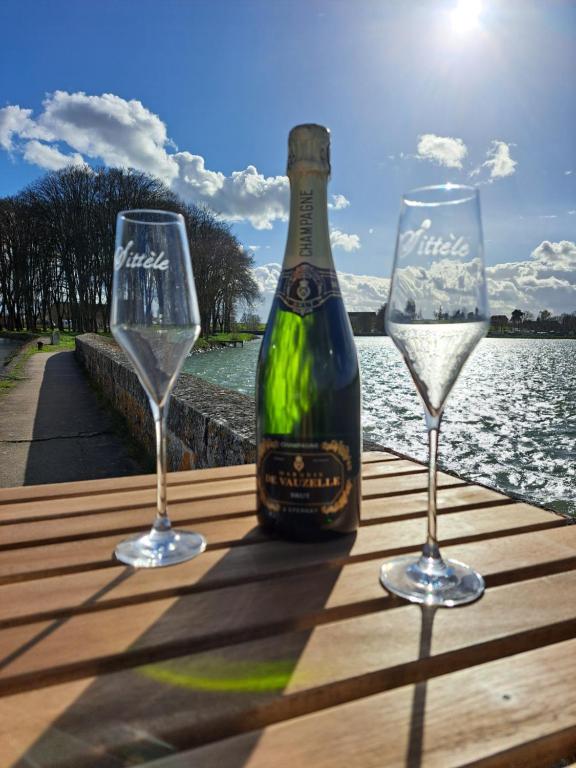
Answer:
380, 553, 485, 607
114, 528, 206, 568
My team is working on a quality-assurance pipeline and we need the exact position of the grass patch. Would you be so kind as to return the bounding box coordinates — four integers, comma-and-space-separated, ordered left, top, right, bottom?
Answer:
208, 332, 257, 342
204, 332, 257, 343
33, 330, 113, 354
235, 323, 266, 333
33, 330, 80, 354
0, 343, 37, 395
194, 332, 257, 352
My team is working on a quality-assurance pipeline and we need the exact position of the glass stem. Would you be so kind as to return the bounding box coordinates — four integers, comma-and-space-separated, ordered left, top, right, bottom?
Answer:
151, 401, 171, 533
423, 411, 442, 562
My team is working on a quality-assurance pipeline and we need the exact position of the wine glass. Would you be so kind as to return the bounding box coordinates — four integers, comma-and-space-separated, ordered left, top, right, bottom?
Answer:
111, 209, 206, 568
380, 185, 489, 606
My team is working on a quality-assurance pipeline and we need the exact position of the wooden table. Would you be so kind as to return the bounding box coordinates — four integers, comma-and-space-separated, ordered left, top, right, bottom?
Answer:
0, 450, 575, 768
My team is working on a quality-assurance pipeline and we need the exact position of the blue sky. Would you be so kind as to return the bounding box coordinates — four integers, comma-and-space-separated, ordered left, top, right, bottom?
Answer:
0, 0, 574, 316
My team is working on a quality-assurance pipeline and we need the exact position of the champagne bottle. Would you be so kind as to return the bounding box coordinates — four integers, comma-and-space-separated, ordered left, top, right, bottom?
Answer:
256, 124, 361, 541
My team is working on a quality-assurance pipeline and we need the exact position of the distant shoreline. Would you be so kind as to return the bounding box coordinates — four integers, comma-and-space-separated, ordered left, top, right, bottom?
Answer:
351, 332, 576, 340
249, 329, 576, 340
486, 332, 576, 340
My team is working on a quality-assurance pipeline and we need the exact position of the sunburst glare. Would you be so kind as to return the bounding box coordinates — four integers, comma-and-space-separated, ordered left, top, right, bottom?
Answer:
451, 0, 483, 33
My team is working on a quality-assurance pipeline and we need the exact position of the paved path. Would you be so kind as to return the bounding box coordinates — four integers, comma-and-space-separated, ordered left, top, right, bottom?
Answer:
0, 350, 143, 487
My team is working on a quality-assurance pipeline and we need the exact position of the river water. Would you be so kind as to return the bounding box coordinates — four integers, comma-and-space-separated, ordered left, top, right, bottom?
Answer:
0, 338, 22, 366
184, 337, 576, 517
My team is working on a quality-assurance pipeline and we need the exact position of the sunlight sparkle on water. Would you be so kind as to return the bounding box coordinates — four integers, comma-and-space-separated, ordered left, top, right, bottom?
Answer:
451, 0, 483, 34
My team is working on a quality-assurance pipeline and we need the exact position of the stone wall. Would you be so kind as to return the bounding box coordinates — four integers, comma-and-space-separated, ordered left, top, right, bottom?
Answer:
75, 334, 257, 471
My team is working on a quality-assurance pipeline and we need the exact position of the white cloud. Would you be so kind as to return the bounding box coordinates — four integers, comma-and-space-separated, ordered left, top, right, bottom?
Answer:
337, 272, 389, 310
569, 210, 576, 216
388, 258, 487, 321
330, 228, 361, 252
23, 141, 85, 171
36, 90, 178, 183
248, 244, 261, 252
368, 228, 374, 234
565, 170, 573, 176
252, 262, 389, 319
2, 90, 356, 231
411, 133, 517, 184
0, 105, 50, 150
252, 262, 283, 297
482, 140, 517, 180
175, 161, 289, 230
486, 240, 576, 316
252, 241, 576, 322
170, 152, 224, 196
328, 194, 350, 210
416, 133, 467, 169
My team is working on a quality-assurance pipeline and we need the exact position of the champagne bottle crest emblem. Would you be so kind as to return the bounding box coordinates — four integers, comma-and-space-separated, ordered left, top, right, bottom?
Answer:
293, 455, 305, 472
277, 262, 336, 316
296, 279, 311, 301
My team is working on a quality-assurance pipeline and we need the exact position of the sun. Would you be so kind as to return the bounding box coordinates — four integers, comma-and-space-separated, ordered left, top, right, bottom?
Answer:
451, 0, 483, 34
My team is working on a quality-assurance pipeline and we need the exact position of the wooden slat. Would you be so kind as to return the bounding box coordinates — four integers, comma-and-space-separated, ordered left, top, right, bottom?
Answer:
0, 498, 561, 595
361, 482, 514, 523
143, 638, 576, 768
0, 505, 567, 694
0, 504, 570, 628
0, 482, 518, 586
0, 454, 570, 768
0, 450, 401, 506
0, 475, 258, 520
0, 463, 252, 505
362, 450, 401, 463
0, 460, 438, 523
1, 569, 576, 767
0, 470, 471, 548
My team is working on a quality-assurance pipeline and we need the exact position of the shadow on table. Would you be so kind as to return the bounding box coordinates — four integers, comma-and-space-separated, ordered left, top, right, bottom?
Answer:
24, 352, 141, 486
406, 606, 437, 768
12, 527, 357, 768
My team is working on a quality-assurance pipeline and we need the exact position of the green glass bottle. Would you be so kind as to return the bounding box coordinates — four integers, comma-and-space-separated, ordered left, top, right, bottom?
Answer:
256, 124, 361, 541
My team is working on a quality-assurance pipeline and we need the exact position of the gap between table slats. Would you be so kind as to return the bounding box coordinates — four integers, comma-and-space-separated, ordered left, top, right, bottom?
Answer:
0, 470, 472, 551
0, 459, 428, 525
1, 572, 576, 766
0, 451, 402, 506
0, 513, 572, 698
131, 637, 576, 768
0, 493, 563, 590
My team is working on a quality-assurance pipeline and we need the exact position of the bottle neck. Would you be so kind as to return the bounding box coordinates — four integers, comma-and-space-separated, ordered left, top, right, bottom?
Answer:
283, 172, 333, 269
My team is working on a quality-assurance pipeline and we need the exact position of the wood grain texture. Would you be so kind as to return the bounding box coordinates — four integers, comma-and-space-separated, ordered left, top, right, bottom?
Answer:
1, 565, 575, 766
0, 460, 427, 528
0, 500, 561, 606
143, 638, 576, 768
0, 451, 400, 506
0, 512, 572, 631
0, 482, 522, 587
0, 456, 572, 768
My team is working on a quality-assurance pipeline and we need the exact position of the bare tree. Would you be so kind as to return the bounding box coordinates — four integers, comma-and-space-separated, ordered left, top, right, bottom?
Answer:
0, 166, 260, 335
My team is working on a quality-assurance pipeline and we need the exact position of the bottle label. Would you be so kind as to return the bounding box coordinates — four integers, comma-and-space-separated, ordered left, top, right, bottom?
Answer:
276, 263, 341, 317
258, 438, 354, 515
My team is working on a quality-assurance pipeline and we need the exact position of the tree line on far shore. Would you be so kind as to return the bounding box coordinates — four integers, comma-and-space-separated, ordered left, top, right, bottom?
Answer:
348, 304, 576, 337
491, 308, 576, 335
0, 166, 259, 335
